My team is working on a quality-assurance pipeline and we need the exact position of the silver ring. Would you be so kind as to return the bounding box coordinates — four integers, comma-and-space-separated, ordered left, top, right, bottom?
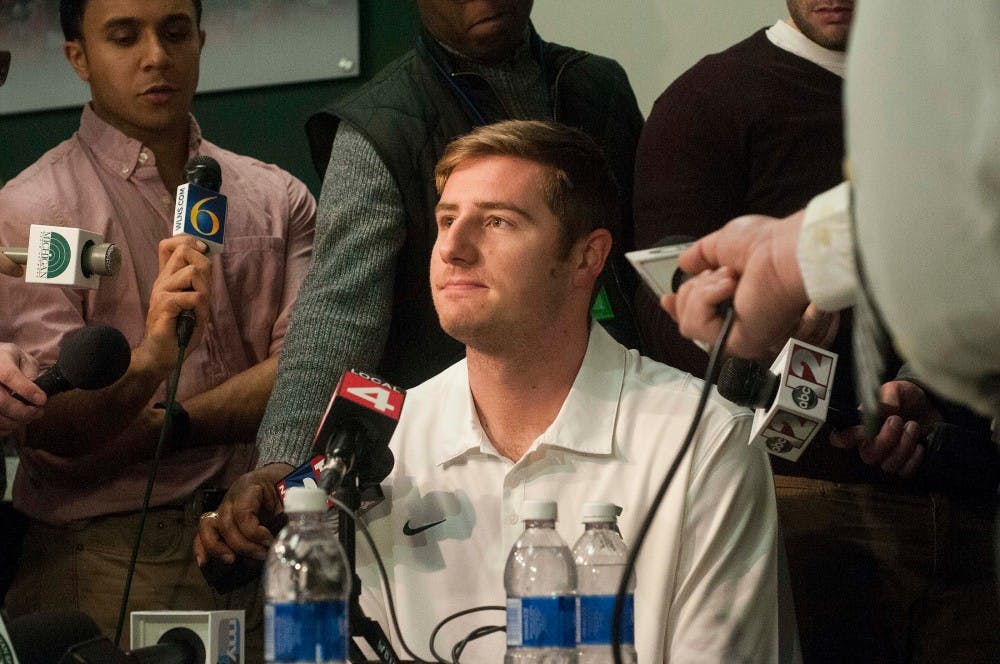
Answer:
200, 511, 220, 520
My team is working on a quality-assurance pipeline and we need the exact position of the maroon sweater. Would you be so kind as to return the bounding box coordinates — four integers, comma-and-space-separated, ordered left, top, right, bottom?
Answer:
633, 29, 879, 481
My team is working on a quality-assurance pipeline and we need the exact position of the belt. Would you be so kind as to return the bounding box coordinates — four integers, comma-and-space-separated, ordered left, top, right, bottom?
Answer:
161, 487, 228, 524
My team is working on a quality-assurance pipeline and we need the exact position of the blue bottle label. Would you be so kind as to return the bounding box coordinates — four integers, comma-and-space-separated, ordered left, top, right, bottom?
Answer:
265, 600, 348, 662
506, 596, 576, 648
576, 594, 634, 646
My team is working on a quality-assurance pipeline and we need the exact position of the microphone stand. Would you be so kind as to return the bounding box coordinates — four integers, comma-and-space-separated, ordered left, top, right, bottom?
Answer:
329, 434, 405, 664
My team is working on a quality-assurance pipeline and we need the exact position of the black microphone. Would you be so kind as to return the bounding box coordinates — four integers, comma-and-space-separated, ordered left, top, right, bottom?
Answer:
311, 370, 405, 494
28, 325, 131, 398
8, 610, 205, 664
62, 629, 204, 664
172, 156, 227, 348
718, 356, 861, 430
715, 338, 840, 461
7, 610, 102, 664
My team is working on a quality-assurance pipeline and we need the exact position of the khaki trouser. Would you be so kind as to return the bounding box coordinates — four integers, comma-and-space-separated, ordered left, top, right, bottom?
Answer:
5, 507, 263, 663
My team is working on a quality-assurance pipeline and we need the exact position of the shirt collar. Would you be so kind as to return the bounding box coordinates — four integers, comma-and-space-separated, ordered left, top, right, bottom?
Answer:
766, 19, 846, 78
434, 323, 626, 466
76, 103, 205, 180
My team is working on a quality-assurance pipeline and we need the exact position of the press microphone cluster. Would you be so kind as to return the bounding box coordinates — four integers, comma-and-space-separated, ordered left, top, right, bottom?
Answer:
1, 225, 121, 289
717, 337, 839, 461
202, 370, 405, 595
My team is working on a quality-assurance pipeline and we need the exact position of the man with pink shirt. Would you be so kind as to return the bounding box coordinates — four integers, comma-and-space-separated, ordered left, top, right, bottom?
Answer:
0, 0, 314, 653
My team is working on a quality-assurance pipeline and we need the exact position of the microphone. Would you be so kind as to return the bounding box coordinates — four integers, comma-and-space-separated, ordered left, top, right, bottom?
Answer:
172, 156, 226, 252
6, 610, 102, 664
31, 325, 131, 398
625, 235, 694, 299
275, 370, 404, 500
7, 609, 207, 664
310, 370, 404, 494
719, 356, 861, 431
716, 337, 839, 461
626, 234, 731, 326
171, 156, 227, 346
10, 325, 130, 407
1, 226, 121, 288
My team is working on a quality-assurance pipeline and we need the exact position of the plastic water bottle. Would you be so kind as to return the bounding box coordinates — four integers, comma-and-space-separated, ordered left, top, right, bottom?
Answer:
264, 486, 350, 663
504, 500, 577, 663
573, 503, 637, 663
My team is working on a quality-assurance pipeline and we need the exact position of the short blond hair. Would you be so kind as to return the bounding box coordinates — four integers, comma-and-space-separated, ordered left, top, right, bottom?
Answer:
434, 120, 621, 256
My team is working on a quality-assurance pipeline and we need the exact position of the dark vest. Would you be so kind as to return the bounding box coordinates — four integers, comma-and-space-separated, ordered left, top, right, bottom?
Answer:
306, 32, 644, 388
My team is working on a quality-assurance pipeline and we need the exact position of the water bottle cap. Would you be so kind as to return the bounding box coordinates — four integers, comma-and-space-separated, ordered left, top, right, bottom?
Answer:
581, 502, 621, 522
521, 500, 557, 521
283, 486, 328, 513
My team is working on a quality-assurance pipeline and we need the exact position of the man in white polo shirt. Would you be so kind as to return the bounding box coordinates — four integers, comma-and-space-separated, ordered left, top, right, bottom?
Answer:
352, 120, 778, 662
196, 119, 779, 662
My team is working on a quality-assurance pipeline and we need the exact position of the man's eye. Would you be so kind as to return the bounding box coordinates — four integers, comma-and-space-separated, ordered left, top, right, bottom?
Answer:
164, 27, 192, 42
488, 216, 508, 228
109, 32, 137, 46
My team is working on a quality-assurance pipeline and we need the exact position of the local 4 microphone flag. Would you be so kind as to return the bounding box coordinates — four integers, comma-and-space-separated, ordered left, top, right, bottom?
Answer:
173, 181, 227, 251
748, 338, 839, 462
277, 370, 405, 502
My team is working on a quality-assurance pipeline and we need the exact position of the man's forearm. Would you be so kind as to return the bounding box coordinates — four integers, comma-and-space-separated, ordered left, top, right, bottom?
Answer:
182, 354, 279, 446
22, 347, 169, 456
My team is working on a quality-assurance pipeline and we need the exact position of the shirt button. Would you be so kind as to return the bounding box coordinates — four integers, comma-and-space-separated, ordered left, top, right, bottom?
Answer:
121, 166, 130, 175
506, 514, 518, 525
138, 152, 149, 163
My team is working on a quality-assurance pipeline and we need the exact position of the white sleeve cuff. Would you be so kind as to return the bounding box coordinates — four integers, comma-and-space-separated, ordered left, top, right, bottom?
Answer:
797, 181, 858, 311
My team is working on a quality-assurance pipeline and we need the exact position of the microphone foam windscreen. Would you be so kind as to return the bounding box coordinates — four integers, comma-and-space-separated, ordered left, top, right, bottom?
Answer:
717, 357, 777, 410
8, 610, 102, 664
184, 155, 222, 192
57, 325, 131, 390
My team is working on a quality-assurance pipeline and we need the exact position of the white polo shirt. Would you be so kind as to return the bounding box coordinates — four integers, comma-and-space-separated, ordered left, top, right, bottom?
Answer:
357, 325, 778, 662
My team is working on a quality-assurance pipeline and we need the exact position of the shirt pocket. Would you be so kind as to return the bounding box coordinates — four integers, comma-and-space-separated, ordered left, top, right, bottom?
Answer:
217, 235, 287, 352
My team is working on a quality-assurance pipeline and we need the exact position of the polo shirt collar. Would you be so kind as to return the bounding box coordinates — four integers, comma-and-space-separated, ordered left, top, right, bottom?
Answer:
77, 103, 205, 180
434, 323, 626, 466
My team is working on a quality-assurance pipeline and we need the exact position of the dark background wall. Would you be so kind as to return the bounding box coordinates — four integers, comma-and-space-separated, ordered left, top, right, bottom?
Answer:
0, 1, 420, 196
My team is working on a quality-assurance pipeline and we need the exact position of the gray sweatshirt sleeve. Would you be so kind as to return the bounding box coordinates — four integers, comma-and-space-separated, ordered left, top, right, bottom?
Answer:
255, 122, 406, 466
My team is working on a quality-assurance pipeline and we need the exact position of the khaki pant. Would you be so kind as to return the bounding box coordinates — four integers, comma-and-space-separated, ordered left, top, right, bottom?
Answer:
5, 508, 263, 663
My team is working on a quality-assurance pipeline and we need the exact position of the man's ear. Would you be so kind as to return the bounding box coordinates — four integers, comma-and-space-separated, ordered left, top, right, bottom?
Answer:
64, 40, 90, 83
572, 228, 612, 289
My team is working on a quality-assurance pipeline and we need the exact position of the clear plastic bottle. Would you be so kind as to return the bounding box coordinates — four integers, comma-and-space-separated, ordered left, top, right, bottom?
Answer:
572, 503, 637, 664
504, 500, 577, 663
264, 486, 350, 664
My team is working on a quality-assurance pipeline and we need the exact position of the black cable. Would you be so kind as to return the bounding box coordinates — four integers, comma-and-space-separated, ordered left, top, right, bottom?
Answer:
428, 605, 506, 664
610, 306, 736, 664
451, 624, 505, 662
113, 340, 189, 647
328, 496, 433, 663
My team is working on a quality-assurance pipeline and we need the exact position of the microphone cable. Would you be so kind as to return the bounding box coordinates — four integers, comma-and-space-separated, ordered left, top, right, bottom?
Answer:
428, 605, 505, 664
113, 334, 192, 647
329, 495, 432, 664
610, 305, 736, 664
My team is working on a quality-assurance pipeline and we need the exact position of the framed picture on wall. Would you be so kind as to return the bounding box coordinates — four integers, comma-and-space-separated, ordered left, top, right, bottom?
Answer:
0, 0, 360, 115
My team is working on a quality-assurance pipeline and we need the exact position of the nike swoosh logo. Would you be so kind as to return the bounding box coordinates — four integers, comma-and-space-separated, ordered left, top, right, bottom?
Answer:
403, 518, 446, 536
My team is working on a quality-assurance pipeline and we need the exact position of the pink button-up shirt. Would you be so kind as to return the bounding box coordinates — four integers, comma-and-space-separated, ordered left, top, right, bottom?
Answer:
0, 106, 315, 524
